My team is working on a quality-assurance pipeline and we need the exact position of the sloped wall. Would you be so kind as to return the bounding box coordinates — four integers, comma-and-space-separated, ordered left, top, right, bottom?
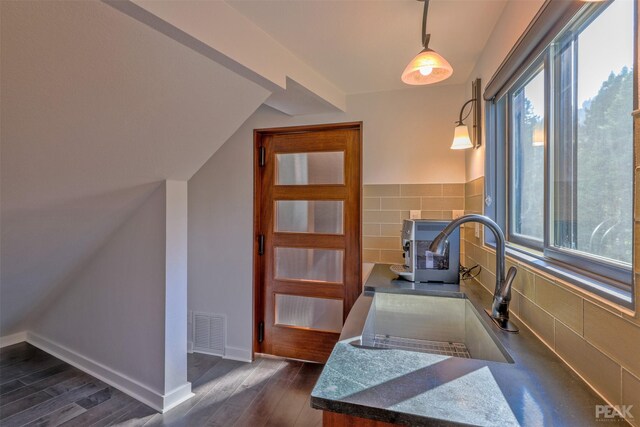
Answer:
0, 0, 270, 336
31, 184, 169, 397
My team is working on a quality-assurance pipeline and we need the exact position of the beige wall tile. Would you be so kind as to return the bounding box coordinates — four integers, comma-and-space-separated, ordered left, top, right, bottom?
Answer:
485, 251, 496, 275
363, 249, 381, 263
473, 177, 484, 197
380, 197, 421, 211
400, 210, 410, 221
400, 184, 442, 197
363, 224, 381, 236
622, 370, 640, 423
441, 211, 453, 220
636, 221, 640, 274
443, 184, 464, 197
363, 236, 400, 250
363, 197, 381, 210
474, 267, 495, 294
422, 197, 464, 210
380, 250, 404, 264
380, 224, 402, 237
464, 181, 474, 198
584, 301, 640, 378
512, 267, 535, 300
519, 297, 555, 347
363, 184, 400, 197
421, 210, 443, 220
555, 320, 621, 404
510, 290, 522, 316
466, 194, 483, 213
363, 210, 401, 224
535, 276, 583, 334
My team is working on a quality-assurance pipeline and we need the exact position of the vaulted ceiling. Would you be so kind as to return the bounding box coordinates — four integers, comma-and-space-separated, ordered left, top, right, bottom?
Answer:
226, 0, 509, 94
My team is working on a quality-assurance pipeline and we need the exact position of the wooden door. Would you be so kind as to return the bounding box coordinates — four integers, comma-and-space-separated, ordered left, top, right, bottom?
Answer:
254, 122, 362, 363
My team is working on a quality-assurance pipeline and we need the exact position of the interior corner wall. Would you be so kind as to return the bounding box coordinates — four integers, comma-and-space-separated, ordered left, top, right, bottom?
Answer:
188, 84, 467, 359
464, 0, 546, 182
29, 182, 172, 403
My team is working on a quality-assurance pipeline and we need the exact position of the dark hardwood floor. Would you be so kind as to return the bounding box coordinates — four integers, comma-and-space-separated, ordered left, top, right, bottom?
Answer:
0, 342, 323, 427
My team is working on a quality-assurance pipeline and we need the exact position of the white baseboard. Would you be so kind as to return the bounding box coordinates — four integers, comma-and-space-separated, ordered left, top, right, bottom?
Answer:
0, 331, 28, 348
192, 347, 224, 357
27, 332, 192, 413
191, 345, 252, 363
162, 383, 194, 412
223, 346, 252, 363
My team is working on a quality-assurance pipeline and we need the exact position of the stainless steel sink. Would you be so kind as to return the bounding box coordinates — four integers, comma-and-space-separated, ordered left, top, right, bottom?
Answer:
352, 292, 514, 364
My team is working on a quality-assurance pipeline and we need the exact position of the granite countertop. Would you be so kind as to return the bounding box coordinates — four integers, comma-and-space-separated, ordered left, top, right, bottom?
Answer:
310, 264, 615, 426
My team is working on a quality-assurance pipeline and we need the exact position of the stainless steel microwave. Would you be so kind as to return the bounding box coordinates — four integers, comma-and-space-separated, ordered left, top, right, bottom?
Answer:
400, 219, 460, 283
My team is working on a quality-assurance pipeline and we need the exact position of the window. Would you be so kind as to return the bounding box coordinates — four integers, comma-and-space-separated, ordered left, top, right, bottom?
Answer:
487, 0, 635, 300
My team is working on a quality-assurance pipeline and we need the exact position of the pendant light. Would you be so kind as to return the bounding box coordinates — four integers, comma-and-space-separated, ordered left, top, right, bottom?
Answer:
401, 0, 453, 85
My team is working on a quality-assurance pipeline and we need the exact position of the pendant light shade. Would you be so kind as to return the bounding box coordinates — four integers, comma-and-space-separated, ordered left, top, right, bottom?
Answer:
401, 0, 452, 86
451, 124, 473, 150
401, 48, 453, 85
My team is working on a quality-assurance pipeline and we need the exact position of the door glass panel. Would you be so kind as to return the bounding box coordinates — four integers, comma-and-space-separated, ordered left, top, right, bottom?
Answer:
275, 294, 343, 332
275, 200, 344, 234
276, 152, 344, 185
275, 247, 343, 283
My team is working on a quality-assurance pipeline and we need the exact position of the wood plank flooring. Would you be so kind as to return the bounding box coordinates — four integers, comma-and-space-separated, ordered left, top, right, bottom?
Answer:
0, 342, 323, 427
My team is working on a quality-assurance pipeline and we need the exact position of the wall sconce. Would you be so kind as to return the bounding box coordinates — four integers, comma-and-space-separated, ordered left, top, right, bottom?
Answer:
451, 78, 482, 150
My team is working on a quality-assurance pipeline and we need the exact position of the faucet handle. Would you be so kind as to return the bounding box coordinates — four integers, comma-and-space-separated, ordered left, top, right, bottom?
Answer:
500, 266, 518, 300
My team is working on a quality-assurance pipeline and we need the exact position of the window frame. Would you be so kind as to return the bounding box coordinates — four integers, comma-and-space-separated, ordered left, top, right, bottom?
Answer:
485, 0, 635, 307
505, 58, 547, 251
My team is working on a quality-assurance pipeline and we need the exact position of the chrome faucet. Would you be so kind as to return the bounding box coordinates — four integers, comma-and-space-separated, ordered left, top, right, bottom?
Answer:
429, 214, 519, 333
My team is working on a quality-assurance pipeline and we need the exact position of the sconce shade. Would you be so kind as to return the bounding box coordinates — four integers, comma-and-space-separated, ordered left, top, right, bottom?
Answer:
451, 124, 473, 150
401, 48, 453, 85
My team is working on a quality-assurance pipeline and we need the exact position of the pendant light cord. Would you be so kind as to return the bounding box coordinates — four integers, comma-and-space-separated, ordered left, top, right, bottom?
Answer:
421, 0, 431, 48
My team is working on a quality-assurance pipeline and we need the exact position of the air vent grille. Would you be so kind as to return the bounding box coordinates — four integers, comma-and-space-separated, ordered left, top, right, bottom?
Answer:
193, 312, 225, 356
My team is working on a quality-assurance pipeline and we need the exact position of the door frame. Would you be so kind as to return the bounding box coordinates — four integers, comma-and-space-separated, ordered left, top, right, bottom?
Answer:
252, 121, 363, 357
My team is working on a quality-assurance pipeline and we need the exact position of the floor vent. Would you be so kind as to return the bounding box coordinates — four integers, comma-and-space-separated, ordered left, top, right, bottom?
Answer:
193, 312, 225, 356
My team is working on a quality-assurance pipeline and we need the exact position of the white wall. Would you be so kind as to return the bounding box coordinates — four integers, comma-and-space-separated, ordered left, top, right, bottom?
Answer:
31, 181, 191, 411
0, 0, 270, 336
164, 181, 189, 395
188, 84, 467, 358
32, 183, 167, 390
464, 0, 546, 181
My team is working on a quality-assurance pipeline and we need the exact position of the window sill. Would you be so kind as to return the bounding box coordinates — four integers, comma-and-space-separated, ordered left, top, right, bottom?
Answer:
484, 241, 635, 311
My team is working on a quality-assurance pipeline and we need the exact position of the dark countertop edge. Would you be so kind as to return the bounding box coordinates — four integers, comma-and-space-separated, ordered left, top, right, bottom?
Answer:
313, 398, 473, 427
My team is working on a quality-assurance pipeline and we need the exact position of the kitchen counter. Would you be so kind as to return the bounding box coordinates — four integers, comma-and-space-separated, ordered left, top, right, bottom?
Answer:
310, 264, 617, 426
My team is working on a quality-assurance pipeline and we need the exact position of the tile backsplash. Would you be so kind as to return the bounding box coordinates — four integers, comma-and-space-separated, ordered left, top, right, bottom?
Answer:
362, 183, 464, 264
464, 175, 640, 425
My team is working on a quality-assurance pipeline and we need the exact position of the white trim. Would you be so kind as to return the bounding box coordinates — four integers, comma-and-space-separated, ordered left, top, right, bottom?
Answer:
187, 341, 194, 354
0, 331, 28, 348
223, 346, 252, 362
26, 332, 192, 413
162, 383, 194, 412
191, 347, 224, 357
